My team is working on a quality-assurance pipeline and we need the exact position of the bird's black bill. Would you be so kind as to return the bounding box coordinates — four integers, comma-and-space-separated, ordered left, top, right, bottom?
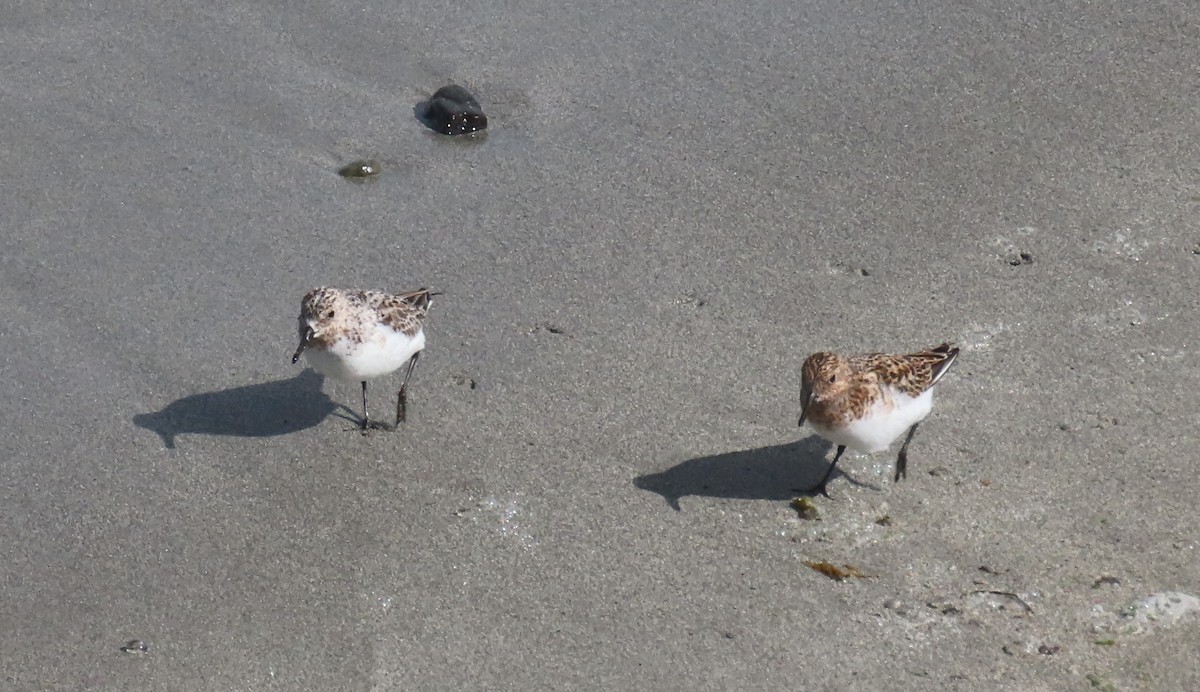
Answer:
798, 391, 816, 427
292, 327, 315, 364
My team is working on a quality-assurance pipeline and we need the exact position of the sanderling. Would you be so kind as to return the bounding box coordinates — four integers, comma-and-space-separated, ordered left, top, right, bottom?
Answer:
798, 343, 959, 496
291, 287, 437, 431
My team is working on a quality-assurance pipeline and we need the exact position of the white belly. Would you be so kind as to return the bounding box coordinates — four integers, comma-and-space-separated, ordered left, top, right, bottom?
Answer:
810, 387, 934, 454
304, 328, 424, 382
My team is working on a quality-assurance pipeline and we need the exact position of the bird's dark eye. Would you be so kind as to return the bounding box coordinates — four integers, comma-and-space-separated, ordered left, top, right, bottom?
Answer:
829, 375, 837, 383
325, 310, 335, 319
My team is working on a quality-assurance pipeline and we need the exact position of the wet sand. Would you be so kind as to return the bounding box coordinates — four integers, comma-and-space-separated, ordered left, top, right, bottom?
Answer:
2, 1, 1199, 689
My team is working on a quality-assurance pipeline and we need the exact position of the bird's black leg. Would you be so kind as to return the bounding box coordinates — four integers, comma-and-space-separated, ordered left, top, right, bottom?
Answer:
360, 381, 370, 431
808, 445, 846, 498
895, 423, 920, 482
395, 352, 421, 427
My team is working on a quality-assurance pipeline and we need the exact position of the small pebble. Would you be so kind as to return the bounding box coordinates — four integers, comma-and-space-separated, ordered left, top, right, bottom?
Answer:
338, 160, 380, 179
425, 85, 487, 135
791, 496, 820, 520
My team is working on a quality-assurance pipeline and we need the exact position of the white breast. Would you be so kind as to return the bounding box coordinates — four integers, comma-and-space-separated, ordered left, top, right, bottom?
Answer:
304, 327, 425, 382
810, 386, 935, 454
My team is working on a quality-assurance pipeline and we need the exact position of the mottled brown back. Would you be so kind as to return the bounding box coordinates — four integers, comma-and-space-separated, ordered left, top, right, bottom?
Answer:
846, 343, 959, 397
299, 287, 435, 344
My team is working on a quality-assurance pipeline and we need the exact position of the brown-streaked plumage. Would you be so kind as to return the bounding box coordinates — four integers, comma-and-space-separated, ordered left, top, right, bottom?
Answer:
798, 343, 959, 496
292, 287, 437, 431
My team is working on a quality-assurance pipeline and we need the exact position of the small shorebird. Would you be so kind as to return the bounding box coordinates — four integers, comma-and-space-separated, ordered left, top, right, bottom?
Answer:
292, 287, 437, 431
798, 343, 959, 496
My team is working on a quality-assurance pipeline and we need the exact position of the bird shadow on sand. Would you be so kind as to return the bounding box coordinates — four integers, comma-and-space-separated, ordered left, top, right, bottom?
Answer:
633, 436, 879, 510
133, 369, 350, 449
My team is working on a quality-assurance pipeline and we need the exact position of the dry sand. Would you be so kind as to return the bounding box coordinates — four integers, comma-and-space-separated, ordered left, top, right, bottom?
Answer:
2, 1, 1198, 689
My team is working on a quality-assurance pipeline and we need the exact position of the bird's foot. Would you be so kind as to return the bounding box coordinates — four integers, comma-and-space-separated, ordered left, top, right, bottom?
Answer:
344, 420, 393, 434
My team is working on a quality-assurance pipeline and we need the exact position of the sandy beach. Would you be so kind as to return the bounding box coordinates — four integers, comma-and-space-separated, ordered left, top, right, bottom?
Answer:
2, 1, 1198, 689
